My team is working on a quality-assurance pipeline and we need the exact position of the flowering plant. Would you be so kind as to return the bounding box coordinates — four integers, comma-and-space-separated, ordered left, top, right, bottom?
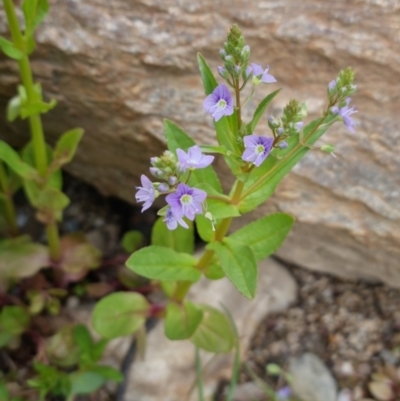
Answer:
92, 25, 357, 354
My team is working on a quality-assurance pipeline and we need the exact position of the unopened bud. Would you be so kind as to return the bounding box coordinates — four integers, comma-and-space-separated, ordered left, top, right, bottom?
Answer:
150, 157, 161, 166
150, 167, 163, 178
168, 176, 178, 185
218, 66, 230, 79
219, 49, 227, 59
268, 115, 280, 129
277, 127, 285, 136
158, 183, 169, 192
321, 144, 335, 154
294, 122, 304, 132
278, 141, 288, 149
241, 45, 250, 58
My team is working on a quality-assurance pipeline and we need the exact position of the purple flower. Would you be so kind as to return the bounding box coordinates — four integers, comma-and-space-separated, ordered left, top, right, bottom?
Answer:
251, 63, 277, 84
331, 98, 358, 133
163, 207, 189, 230
242, 135, 274, 167
328, 79, 337, 91
165, 183, 207, 221
177, 145, 214, 172
276, 386, 292, 400
203, 84, 234, 121
135, 175, 156, 212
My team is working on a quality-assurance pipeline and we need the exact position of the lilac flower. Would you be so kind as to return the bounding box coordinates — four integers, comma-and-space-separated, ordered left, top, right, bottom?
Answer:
135, 175, 156, 212
294, 121, 304, 131
242, 135, 274, 167
331, 98, 358, 133
166, 183, 207, 221
177, 145, 215, 172
251, 63, 277, 84
163, 208, 188, 230
276, 386, 292, 400
203, 84, 234, 121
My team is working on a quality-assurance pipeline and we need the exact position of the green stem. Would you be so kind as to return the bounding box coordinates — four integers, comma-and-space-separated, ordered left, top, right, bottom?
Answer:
3, 0, 61, 260
3, 0, 48, 176
46, 222, 61, 261
235, 78, 242, 130
0, 162, 18, 235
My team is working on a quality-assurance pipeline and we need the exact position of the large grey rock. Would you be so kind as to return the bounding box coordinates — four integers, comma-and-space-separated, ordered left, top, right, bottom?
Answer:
0, 1, 399, 285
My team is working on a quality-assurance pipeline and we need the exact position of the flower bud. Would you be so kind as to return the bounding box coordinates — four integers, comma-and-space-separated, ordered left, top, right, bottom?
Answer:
321, 144, 335, 153
150, 157, 161, 166
294, 122, 304, 132
168, 176, 178, 185
278, 141, 288, 149
219, 49, 227, 59
150, 167, 163, 178
158, 183, 169, 192
218, 66, 230, 79
268, 115, 280, 129
277, 127, 285, 136
241, 45, 250, 58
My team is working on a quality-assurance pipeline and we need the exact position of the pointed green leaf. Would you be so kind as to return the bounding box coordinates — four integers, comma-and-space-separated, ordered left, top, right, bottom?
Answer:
126, 246, 200, 282
230, 213, 295, 261
92, 292, 149, 339
0, 141, 39, 180
52, 128, 84, 169
7, 94, 22, 122
89, 365, 123, 382
22, 0, 50, 36
239, 114, 337, 213
197, 53, 218, 95
248, 89, 281, 133
0, 37, 24, 60
165, 301, 203, 340
206, 199, 240, 219
164, 119, 222, 193
151, 216, 194, 254
207, 238, 257, 299
190, 305, 235, 353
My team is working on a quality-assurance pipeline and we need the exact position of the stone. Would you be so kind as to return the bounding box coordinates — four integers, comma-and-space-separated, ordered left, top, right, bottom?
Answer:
289, 352, 337, 401
0, 1, 399, 286
119, 258, 297, 401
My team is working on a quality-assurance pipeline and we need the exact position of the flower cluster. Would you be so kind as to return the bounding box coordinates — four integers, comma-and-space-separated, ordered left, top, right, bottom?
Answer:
135, 146, 213, 230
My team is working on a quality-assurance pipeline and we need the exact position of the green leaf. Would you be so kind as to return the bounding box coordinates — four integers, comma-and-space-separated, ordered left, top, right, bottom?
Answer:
0, 237, 49, 280
121, 230, 144, 253
0, 37, 24, 60
0, 306, 30, 335
197, 52, 218, 95
248, 89, 281, 133
165, 301, 203, 340
190, 305, 235, 353
23, 180, 69, 215
239, 115, 337, 213
7, 94, 22, 122
207, 238, 257, 299
164, 119, 222, 193
230, 213, 295, 261
90, 365, 123, 382
73, 324, 93, 353
126, 246, 200, 282
206, 199, 240, 219
22, 0, 50, 37
92, 292, 149, 339
203, 261, 225, 280
195, 214, 214, 242
151, 216, 194, 254
70, 371, 104, 395
51, 128, 84, 169
0, 141, 39, 181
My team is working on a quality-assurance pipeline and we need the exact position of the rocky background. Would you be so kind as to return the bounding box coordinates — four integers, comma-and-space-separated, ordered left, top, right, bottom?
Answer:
0, 0, 399, 286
